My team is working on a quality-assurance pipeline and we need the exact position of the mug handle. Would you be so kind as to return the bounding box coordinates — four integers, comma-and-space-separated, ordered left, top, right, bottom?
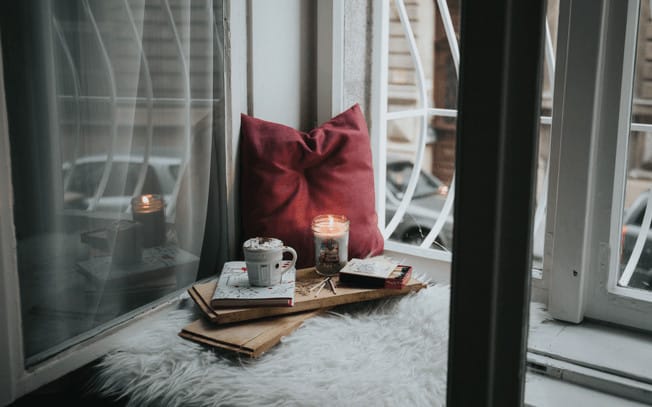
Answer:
279, 246, 298, 276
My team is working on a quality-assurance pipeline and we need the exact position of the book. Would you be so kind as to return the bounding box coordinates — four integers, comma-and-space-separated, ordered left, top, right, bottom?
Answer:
337, 257, 412, 289
178, 309, 325, 358
339, 264, 413, 289
210, 261, 296, 308
338, 257, 398, 277
188, 267, 426, 324
76, 245, 199, 288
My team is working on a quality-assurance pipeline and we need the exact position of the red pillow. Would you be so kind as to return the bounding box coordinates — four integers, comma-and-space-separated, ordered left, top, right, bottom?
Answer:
240, 104, 384, 268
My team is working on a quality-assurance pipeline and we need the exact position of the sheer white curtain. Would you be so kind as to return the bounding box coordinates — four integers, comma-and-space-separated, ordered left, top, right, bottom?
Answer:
2, 0, 223, 364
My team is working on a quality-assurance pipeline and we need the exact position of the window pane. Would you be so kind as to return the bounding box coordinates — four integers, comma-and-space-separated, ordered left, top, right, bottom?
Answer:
1, 0, 224, 365
618, 1, 652, 294
384, 0, 458, 253
383, 0, 555, 263
533, 0, 558, 271
385, 123, 453, 250
532, 122, 552, 270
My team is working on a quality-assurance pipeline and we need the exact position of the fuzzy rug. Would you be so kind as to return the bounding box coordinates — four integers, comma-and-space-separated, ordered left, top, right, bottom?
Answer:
90, 283, 549, 406
89, 281, 450, 406
89, 280, 549, 406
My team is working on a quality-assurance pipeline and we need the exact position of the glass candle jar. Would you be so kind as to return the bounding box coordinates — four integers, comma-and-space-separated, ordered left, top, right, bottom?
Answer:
131, 194, 166, 248
311, 214, 349, 276
108, 220, 143, 266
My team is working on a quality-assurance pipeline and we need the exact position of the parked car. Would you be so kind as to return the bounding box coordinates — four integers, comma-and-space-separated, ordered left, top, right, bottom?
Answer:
63, 154, 181, 212
385, 159, 454, 250
621, 190, 652, 290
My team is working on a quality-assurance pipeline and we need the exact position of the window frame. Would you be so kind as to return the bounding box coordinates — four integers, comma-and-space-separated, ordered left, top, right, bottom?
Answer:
0, 1, 246, 403
370, 0, 456, 264
546, 0, 652, 332
0, 30, 22, 402
370, 0, 558, 275
372, 0, 652, 332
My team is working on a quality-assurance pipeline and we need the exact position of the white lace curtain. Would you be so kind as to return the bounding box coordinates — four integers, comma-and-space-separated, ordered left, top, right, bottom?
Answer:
2, 0, 224, 362
53, 0, 221, 253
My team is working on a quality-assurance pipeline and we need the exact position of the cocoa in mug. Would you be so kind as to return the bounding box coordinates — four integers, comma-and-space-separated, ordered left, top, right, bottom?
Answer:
243, 237, 297, 286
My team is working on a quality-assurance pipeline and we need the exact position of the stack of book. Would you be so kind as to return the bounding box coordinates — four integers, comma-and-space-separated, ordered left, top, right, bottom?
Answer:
180, 257, 425, 358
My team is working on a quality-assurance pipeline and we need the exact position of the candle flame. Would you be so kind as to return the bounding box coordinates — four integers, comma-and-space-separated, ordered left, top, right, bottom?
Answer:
142, 195, 150, 205
328, 215, 334, 227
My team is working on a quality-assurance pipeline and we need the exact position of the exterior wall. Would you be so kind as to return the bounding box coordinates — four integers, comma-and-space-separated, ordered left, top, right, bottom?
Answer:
430, 0, 459, 185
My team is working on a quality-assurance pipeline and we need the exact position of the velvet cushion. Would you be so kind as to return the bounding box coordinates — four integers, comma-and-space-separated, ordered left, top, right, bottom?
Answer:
240, 104, 384, 268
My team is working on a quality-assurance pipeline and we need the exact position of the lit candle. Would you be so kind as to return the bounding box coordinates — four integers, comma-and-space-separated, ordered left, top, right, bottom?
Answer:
131, 194, 166, 248
311, 214, 349, 276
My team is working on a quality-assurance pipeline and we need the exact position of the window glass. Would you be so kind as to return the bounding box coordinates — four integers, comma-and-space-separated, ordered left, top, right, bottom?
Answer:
618, 1, 652, 293
1, 0, 224, 365
383, 0, 556, 262
387, 157, 446, 199
384, 0, 458, 252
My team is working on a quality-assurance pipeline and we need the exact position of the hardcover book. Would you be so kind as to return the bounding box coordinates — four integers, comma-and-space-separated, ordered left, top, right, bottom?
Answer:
179, 309, 324, 358
339, 264, 413, 289
211, 261, 295, 308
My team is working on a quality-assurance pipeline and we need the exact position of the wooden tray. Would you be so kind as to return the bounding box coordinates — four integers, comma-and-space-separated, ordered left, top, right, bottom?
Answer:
188, 267, 426, 324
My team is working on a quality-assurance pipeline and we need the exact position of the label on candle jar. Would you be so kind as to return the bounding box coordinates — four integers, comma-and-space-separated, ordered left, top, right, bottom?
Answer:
318, 238, 341, 265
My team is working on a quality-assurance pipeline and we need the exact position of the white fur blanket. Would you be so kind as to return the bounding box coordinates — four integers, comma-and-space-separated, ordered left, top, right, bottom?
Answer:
90, 282, 449, 406
90, 284, 548, 406
91, 280, 548, 406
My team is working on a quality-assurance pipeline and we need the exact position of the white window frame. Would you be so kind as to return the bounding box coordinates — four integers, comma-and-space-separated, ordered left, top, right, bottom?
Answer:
370, 0, 652, 333
0, 1, 246, 404
370, 0, 556, 277
547, 0, 652, 332
371, 0, 457, 264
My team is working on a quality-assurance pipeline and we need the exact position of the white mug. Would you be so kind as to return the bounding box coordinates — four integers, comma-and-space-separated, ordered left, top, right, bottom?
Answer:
243, 237, 298, 286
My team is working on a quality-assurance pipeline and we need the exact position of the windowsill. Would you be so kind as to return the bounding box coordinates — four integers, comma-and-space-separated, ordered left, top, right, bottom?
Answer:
524, 370, 649, 406
394, 249, 652, 405
527, 304, 652, 404
528, 307, 652, 382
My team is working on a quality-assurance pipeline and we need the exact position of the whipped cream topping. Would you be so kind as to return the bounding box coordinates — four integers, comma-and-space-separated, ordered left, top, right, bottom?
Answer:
243, 237, 283, 250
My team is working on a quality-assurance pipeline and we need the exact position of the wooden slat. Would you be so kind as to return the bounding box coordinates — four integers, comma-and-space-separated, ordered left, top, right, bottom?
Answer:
390, 3, 419, 20
389, 53, 414, 69
389, 69, 417, 85
389, 37, 412, 53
